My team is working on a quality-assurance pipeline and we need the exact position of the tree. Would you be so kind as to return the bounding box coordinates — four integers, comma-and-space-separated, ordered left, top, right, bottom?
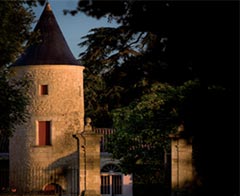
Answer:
108, 80, 200, 172
0, 69, 30, 138
83, 64, 113, 127
0, 1, 39, 66
0, 1, 41, 138
75, 1, 238, 195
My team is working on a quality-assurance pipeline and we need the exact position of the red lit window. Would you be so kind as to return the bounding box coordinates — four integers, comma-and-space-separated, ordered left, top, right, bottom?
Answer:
40, 85, 48, 95
38, 121, 51, 146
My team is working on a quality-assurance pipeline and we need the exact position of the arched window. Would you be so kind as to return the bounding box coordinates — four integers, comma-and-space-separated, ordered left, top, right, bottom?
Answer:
101, 164, 121, 173
101, 164, 122, 196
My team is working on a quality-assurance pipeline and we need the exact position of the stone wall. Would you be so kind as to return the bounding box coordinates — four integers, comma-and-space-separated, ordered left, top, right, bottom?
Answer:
9, 65, 84, 193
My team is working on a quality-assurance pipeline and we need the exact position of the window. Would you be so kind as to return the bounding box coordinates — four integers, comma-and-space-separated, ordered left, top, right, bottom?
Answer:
112, 175, 122, 194
101, 164, 122, 195
40, 85, 48, 95
38, 121, 51, 146
101, 175, 122, 195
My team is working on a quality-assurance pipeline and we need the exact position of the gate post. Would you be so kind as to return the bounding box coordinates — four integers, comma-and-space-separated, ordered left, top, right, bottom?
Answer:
169, 124, 195, 196
72, 134, 80, 196
80, 118, 102, 196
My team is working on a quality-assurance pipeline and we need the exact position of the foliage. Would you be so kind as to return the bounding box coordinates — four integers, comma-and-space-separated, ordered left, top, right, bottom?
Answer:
0, 68, 30, 137
77, 2, 200, 127
0, 1, 37, 66
0, 1, 41, 137
107, 80, 200, 175
76, 1, 238, 193
83, 65, 113, 127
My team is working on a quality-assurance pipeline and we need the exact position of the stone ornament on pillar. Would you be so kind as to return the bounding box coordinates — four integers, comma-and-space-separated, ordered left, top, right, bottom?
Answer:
177, 123, 184, 133
84, 117, 92, 132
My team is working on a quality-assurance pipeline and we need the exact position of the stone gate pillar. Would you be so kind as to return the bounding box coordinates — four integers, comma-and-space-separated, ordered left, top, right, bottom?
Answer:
79, 118, 102, 196
169, 124, 195, 196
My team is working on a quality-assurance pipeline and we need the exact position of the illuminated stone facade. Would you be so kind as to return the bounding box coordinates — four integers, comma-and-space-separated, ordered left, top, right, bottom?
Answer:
9, 65, 85, 194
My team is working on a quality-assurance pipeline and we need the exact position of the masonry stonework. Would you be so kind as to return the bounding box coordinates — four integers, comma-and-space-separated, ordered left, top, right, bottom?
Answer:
9, 65, 85, 193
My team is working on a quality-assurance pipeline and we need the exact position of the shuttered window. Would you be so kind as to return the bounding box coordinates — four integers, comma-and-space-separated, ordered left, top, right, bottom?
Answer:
38, 121, 51, 146
101, 174, 122, 195
101, 175, 110, 194
112, 175, 122, 194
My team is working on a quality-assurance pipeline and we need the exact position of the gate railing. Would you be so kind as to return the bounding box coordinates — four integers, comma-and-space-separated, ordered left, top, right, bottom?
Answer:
0, 167, 79, 196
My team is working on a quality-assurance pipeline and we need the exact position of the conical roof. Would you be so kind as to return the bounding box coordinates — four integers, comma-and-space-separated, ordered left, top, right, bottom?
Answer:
12, 3, 80, 66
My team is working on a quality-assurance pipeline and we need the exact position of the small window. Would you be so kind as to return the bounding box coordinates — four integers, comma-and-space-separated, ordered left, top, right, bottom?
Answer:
38, 121, 51, 146
40, 85, 48, 95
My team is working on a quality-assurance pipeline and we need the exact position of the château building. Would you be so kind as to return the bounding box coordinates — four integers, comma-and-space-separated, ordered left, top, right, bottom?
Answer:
0, 2, 195, 196
5, 3, 132, 196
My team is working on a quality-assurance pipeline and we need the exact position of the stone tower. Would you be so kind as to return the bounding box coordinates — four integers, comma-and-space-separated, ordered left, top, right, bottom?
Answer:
9, 3, 85, 194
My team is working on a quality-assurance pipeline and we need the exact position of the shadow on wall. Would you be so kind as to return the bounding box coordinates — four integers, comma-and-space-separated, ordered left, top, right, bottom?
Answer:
47, 151, 78, 170
45, 151, 79, 195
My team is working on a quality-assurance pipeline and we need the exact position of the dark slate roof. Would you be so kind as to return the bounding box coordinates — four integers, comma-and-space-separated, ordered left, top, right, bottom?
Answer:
12, 3, 80, 66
